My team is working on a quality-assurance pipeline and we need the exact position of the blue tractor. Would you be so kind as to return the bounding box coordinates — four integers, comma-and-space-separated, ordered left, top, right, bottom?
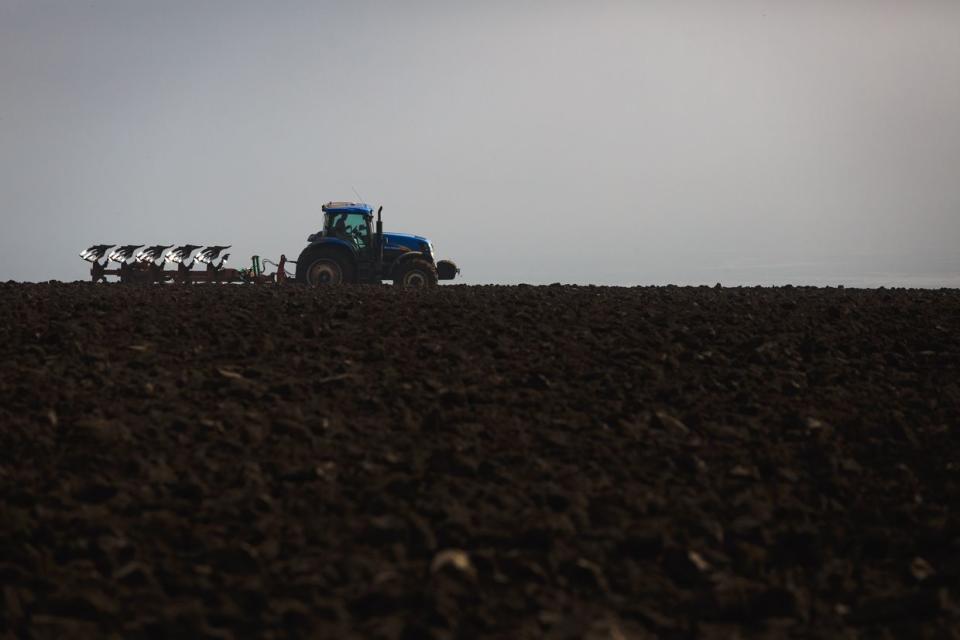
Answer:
294, 202, 459, 287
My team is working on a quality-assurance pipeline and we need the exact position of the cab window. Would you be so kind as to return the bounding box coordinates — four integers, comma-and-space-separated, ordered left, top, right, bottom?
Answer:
325, 212, 370, 248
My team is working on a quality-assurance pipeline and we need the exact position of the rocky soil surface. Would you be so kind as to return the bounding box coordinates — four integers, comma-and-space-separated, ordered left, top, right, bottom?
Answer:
1, 282, 958, 638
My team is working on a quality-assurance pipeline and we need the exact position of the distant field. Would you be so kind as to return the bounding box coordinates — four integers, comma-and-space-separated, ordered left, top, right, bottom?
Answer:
1, 283, 958, 638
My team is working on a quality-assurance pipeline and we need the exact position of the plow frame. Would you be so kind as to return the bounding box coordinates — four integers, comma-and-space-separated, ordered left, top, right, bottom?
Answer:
87, 251, 290, 285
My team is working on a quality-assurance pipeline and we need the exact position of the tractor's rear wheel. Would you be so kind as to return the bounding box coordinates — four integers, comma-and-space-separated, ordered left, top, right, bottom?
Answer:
296, 247, 355, 286
308, 259, 343, 285
393, 259, 438, 288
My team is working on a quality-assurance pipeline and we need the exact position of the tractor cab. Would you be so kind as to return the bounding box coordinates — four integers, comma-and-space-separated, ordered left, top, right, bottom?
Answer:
321, 203, 374, 252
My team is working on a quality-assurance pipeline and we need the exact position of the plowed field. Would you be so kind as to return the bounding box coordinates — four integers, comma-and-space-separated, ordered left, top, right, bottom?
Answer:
1, 283, 958, 638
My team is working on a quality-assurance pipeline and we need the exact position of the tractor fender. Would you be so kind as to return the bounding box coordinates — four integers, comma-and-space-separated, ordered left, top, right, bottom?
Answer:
305, 237, 357, 255
389, 251, 428, 278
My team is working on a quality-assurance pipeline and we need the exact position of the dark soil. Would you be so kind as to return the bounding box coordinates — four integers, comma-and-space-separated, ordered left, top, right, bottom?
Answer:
1, 282, 958, 638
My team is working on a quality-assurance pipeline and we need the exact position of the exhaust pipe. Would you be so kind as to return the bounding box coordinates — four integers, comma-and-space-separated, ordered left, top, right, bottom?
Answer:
376, 206, 384, 272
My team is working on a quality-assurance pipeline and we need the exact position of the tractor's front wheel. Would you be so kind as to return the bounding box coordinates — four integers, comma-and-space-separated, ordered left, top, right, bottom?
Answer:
296, 247, 355, 286
393, 259, 438, 288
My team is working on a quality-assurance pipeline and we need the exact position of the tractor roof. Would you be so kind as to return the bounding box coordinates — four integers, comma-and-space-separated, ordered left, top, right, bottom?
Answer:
322, 202, 373, 215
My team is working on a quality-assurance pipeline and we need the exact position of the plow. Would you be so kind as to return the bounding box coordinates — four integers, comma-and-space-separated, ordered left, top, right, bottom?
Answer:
80, 202, 459, 287
80, 244, 288, 285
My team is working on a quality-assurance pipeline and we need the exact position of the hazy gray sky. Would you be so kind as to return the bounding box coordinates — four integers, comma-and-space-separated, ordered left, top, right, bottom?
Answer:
1, 0, 958, 285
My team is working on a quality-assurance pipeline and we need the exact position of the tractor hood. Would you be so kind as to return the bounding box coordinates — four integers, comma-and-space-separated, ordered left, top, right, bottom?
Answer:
383, 232, 431, 253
